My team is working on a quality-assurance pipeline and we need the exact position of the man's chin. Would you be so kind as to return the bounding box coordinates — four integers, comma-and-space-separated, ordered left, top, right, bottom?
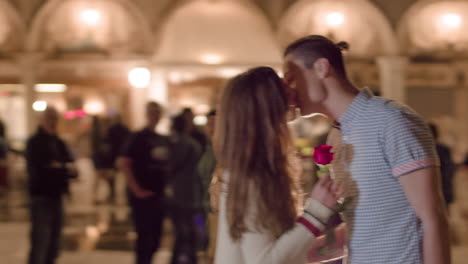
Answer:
299, 108, 324, 118
286, 107, 317, 122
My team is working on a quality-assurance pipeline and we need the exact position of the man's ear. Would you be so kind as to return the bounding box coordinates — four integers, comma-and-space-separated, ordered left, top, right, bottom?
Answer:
313, 58, 331, 79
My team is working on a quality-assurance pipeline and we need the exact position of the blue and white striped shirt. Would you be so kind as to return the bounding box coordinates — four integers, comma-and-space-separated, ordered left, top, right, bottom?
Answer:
327, 89, 439, 264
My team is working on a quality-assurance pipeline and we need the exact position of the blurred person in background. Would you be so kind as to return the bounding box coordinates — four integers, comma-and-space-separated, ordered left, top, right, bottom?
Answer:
197, 110, 217, 262
429, 123, 455, 210
26, 106, 77, 264
0, 120, 8, 195
108, 113, 130, 167
181, 108, 208, 152
91, 116, 116, 204
463, 153, 468, 168
168, 114, 202, 264
198, 110, 217, 212
118, 102, 171, 264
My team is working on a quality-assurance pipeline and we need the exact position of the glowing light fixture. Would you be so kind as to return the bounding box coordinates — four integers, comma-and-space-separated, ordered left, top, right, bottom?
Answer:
84, 101, 105, 115
32, 101, 47, 112
200, 54, 223, 65
34, 84, 67, 93
80, 9, 101, 26
128, 67, 151, 88
325, 12, 345, 28
218, 68, 243, 78
440, 13, 462, 29
194, 115, 208, 126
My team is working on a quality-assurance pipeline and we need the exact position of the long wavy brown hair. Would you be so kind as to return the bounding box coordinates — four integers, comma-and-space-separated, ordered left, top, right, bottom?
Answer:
214, 67, 301, 241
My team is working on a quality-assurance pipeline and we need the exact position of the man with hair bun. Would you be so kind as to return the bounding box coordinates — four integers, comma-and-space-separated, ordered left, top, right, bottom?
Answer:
283, 35, 450, 264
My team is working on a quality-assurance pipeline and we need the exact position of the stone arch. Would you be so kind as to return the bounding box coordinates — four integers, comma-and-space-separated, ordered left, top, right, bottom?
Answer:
398, 0, 468, 57
154, 0, 282, 66
278, 0, 398, 58
26, 0, 153, 55
0, 0, 26, 53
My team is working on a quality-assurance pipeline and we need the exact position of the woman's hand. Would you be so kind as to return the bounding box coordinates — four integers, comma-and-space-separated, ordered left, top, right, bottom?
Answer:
310, 174, 342, 209
209, 167, 224, 212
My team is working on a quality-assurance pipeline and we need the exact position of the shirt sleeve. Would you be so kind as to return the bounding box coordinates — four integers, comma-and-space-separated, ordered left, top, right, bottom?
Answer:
383, 108, 439, 178
214, 178, 333, 264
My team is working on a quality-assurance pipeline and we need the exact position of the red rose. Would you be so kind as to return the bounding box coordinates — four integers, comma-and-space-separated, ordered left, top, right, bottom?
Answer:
313, 145, 334, 165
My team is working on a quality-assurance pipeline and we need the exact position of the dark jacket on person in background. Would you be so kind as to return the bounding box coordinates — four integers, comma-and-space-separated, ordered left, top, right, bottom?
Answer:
169, 134, 202, 209
26, 127, 75, 198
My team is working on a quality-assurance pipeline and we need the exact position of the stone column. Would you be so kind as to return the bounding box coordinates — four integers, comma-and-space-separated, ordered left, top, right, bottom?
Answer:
17, 52, 43, 136
128, 85, 148, 131
148, 69, 169, 134
148, 69, 168, 106
376, 56, 409, 103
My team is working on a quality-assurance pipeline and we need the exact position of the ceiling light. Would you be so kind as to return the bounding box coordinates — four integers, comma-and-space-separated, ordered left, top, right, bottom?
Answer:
80, 9, 101, 26
440, 13, 462, 29
325, 12, 345, 27
32, 101, 47, 112
128, 67, 151, 88
34, 84, 67, 93
200, 54, 223, 65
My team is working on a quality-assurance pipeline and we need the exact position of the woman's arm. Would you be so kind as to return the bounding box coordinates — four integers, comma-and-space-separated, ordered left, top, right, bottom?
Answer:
242, 199, 333, 264
215, 175, 338, 264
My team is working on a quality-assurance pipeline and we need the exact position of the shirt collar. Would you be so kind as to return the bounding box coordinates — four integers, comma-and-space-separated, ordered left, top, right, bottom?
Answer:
337, 88, 373, 129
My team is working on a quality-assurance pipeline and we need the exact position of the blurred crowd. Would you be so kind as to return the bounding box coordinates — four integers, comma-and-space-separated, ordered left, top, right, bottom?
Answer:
0, 100, 466, 264
0, 103, 218, 264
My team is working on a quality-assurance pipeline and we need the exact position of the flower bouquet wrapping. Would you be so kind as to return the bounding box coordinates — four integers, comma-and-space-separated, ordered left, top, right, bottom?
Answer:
310, 145, 352, 263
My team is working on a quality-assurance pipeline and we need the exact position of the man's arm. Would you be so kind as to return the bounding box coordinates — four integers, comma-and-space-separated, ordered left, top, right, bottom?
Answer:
399, 167, 451, 264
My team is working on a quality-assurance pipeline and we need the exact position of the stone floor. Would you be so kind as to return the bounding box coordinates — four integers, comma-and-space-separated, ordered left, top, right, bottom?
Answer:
1, 157, 467, 264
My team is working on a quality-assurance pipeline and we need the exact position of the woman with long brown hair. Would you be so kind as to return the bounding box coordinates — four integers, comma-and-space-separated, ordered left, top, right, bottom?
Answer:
213, 67, 340, 263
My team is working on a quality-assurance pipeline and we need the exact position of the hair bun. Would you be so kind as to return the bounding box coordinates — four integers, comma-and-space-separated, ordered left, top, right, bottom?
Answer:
335, 41, 349, 51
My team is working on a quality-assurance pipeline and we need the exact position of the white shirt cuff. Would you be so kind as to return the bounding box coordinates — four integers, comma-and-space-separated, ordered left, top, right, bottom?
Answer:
304, 199, 334, 224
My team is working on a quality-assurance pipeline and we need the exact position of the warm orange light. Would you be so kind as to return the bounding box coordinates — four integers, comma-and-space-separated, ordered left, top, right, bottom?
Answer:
200, 54, 223, 65
128, 67, 151, 88
80, 9, 101, 26
440, 13, 462, 29
326, 12, 345, 28
32, 101, 47, 112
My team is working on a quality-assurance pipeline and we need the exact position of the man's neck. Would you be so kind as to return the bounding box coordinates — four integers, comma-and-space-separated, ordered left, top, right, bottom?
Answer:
321, 79, 360, 121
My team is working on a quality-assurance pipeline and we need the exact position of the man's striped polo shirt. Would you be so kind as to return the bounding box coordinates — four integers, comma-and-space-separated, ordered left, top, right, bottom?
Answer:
327, 89, 439, 264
